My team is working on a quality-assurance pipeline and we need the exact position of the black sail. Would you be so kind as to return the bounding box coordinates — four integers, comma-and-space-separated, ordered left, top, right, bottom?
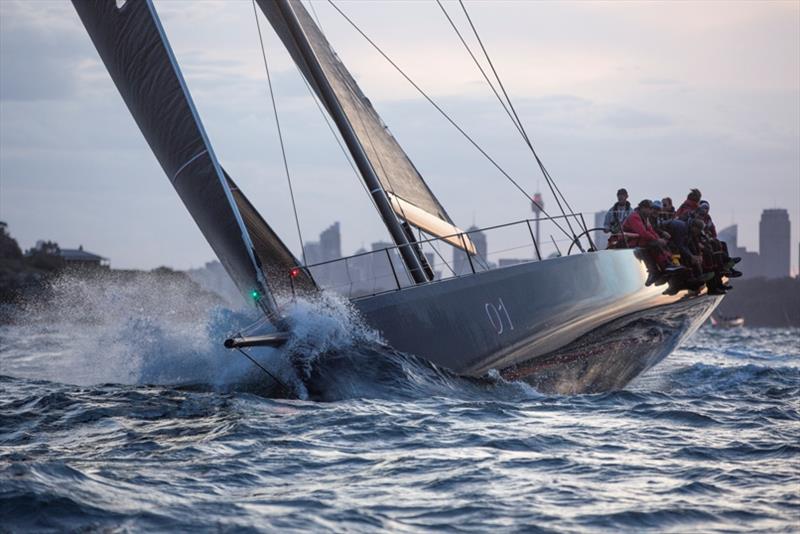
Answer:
257, 0, 473, 250
72, 0, 314, 308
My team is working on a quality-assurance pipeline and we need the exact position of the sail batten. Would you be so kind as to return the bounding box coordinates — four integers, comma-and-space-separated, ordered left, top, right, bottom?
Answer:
257, 0, 473, 251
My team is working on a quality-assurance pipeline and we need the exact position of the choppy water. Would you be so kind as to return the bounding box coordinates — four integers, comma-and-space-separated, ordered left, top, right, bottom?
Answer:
1, 276, 798, 532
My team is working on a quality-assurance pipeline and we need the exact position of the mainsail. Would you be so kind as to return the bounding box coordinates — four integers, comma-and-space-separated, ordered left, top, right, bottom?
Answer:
257, 0, 474, 253
72, 0, 314, 309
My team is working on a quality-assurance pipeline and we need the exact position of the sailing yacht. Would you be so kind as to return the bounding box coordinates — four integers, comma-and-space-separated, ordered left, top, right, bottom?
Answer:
72, 0, 722, 395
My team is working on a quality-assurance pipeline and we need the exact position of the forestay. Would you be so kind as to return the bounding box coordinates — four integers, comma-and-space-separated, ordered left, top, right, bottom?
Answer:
72, 0, 314, 310
257, 0, 475, 253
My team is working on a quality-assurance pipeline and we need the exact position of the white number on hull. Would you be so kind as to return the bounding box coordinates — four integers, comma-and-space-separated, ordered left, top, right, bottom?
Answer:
485, 297, 514, 335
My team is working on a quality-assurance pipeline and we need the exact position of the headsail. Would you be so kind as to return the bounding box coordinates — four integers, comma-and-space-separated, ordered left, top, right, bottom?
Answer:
224, 172, 315, 293
72, 0, 314, 309
257, 0, 474, 252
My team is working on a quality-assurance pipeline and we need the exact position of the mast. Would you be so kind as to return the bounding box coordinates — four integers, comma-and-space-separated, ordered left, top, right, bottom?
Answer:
268, 0, 428, 284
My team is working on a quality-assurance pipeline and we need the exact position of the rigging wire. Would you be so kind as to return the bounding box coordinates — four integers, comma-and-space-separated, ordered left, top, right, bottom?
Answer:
454, 0, 587, 238
307, 0, 448, 275
436, 0, 580, 243
252, 0, 308, 264
436, 0, 576, 249
299, 73, 379, 214
325, 0, 574, 242
301, 0, 411, 259
303, 0, 414, 265
312, 1, 442, 248
233, 345, 293, 397
420, 227, 457, 276
434, 0, 524, 139
307, 0, 324, 30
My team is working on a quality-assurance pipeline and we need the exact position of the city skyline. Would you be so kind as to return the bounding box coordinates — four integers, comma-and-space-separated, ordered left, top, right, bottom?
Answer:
1, 1, 798, 273
3, 200, 795, 278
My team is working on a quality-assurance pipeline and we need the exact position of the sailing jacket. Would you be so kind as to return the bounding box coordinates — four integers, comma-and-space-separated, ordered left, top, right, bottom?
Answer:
697, 213, 717, 238
622, 210, 661, 247
676, 198, 699, 219
603, 201, 632, 233
662, 219, 693, 259
684, 212, 718, 239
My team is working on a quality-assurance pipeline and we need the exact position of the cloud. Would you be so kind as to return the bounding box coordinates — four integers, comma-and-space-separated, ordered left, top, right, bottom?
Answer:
600, 108, 672, 129
0, 0, 797, 272
639, 77, 680, 87
0, 1, 89, 102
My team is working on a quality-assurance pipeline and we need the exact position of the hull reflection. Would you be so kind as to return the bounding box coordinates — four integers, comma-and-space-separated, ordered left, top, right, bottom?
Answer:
500, 296, 720, 394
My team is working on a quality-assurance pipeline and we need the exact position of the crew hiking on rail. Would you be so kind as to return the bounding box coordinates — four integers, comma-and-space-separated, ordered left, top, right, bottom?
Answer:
602, 187, 742, 295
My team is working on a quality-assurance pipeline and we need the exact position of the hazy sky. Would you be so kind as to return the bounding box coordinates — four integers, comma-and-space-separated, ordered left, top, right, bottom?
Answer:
1, 0, 798, 273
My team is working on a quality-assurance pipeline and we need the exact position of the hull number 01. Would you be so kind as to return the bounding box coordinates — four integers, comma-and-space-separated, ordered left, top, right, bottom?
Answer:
485, 298, 514, 335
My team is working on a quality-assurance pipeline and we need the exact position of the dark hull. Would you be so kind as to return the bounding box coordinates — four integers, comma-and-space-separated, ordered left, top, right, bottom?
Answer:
353, 250, 721, 394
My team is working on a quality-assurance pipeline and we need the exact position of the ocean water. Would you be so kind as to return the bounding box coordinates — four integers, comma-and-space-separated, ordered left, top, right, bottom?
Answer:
1, 276, 798, 532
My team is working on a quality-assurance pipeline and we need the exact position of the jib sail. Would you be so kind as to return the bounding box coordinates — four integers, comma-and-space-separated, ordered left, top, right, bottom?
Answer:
72, 0, 314, 310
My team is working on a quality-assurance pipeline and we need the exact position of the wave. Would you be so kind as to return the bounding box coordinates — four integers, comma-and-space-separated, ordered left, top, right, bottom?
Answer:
1, 273, 538, 402
2, 272, 798, 404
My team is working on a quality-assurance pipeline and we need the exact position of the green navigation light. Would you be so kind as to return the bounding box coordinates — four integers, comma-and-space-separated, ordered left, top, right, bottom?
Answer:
250, 290, 260, 301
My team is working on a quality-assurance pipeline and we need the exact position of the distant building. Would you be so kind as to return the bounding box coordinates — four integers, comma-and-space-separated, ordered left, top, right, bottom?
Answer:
303, 222, 347, 290
28, 242, 110, 269
718, 225, 760, 279
370, 240, 406, 288
304, 222, 341, 265
759, 209, 791, 279
59, 245, 109, 268
717, 225, 736, 247
454, 225, 487, 275
593, 210, 608, 250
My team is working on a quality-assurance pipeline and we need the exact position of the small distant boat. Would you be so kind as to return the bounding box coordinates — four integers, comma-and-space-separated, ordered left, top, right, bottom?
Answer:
710, 315, 745, 328
73, 0, 724, 395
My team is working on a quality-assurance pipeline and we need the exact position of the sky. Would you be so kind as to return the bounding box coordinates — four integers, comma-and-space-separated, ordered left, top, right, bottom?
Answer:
1, 0, 798, 273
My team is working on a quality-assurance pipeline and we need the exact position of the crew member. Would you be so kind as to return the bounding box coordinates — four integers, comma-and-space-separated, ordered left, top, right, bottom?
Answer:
661, 197, 676, 220
623, 200, 683, 285
677, 188, 702, 219
603, 188, 632, 234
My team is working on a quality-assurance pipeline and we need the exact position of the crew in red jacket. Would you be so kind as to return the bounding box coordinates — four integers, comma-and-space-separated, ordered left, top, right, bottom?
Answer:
623, 200, 682, 285
676, 188, 702, 219
622, 200, 663, 247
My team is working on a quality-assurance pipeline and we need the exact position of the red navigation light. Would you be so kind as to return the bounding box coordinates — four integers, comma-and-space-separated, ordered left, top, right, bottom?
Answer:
290, 267, 301, 278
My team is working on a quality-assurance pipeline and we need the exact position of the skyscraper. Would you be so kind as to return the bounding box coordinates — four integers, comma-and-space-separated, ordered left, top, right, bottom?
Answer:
454, 225, 487, 275
319, 222, 341, 262
718, 224, 761, 278
304, 222, 341, 264
303, 222, 344, 290
759, 209, 790, 279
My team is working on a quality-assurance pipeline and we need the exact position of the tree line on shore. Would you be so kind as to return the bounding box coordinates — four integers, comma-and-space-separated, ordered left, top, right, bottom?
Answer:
0, 224, 223, 313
